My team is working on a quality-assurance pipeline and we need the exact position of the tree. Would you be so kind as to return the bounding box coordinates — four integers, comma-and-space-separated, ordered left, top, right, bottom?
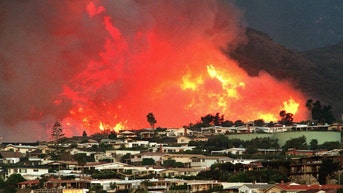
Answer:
206, 135, 229, 151
82, 130, 87, 137
5, 174, 25, 190
213, 113, 224, 126
108, 131, 117, 139
254, 119, 265, 127
142, 158, 155, 166
234, 120, 244, 126
221, 120, 234, 127
146, 112, 157, 129
310, 139, 318, 150
51, 121, 65, 143
279, 110, 294, 126
282, 136, 308, 153
318, 158, 340, 184
74, 153, 87, 179
306, 99, 336, 124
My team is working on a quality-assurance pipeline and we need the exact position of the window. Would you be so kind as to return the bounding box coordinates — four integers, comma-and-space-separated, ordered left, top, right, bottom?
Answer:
33, 169, 39, 172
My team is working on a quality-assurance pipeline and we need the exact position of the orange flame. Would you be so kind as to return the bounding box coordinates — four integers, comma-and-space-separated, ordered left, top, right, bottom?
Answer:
55, 1, 308, 136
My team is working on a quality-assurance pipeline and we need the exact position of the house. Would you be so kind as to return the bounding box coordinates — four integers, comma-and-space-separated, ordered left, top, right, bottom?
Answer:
44, 178, 91, 189
238, 183, 272, 193
105, 150, 141, 162
211, 148, 246, 155
68, 148, 97, 156
7, 166, 49, 180
160, 154, 232, 169
117, 130, 137, 138
156, 145, 196, 153
166, 128, 192, 137
0, 151, 22, 164
187, 180, 223, 192
139, 130, 155, 139
265, 183, 342, 193
159, 167, 205, 177
4, 144, 40, 155
94, 152, 115, 163
289, 156, 343, 184
18, 179, 40, 189
33, 189, 86, 193
130, 152, 164, 166
176, 136, 192, 145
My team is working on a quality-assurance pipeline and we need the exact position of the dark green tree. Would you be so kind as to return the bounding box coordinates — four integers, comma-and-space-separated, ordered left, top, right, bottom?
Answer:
89, 184, 105, 193
142, 158, 155, 166
319, 141, 341, 150
306, 99, 336, 124
0, 178, 5, 188
279, 110, 294, 126
201, 114, 215, 126
254, 119, 265, 127
318, 158, 340, 184
74, 153, 87, 179
5, 174, 25, 192
282, 136, 308, 153
108, 131, 117, 139
120, 153, 131, 164
310, 139, 318, 150
206, 135, 229, 151
213, 113, 224, 126
82, 130, 87, 137
234, 120, 244, 126
221, 120, 234, 127
146, 112, 157, 129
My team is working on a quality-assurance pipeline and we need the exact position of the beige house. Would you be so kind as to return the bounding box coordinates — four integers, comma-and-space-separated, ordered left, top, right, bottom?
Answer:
176, 136, 192, 144
238, 184, 272, 193
159, 167, 205, 177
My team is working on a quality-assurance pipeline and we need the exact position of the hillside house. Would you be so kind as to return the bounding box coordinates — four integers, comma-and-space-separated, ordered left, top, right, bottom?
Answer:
289, 156, 343, 184
238, 184, 272, 193
68, 148, 97, 156
117, 130, 137, 138
7, 166, 49, 180
265, 183, 342, 193
176, 136, 192, 145
4, 144, 42, 155
159, 167, 205, 177
0, 151, 22, 164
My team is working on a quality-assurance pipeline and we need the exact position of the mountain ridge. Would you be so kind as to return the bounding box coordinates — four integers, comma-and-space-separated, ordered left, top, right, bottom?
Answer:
228, 28, 343, 119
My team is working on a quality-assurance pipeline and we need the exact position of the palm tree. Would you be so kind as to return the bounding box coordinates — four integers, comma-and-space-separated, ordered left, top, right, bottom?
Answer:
146, 112, 157, 129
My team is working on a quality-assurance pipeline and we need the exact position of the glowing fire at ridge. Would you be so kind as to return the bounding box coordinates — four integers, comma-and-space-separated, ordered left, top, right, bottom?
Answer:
54, 1, 308, 136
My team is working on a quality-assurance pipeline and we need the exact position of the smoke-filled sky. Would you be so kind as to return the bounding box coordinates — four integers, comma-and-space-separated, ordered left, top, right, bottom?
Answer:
0, 0, 309, 142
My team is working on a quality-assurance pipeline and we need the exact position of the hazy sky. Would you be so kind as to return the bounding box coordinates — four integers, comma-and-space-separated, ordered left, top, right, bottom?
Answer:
235, 0, 343, 51
0, 0, 338, 142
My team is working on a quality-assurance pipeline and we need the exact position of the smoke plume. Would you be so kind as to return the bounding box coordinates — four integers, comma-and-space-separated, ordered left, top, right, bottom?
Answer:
0, 0, 307, 142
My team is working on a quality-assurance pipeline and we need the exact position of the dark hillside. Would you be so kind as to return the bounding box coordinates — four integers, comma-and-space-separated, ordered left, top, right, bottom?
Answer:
227, 28, 343, 119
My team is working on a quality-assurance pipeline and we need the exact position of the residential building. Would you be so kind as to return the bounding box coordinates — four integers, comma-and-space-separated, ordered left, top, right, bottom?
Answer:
7, 166, 49, 180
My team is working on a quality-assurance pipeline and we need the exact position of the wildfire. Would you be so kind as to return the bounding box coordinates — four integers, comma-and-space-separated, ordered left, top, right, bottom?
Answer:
51, 1, 308, 136
99, 121, 125, 133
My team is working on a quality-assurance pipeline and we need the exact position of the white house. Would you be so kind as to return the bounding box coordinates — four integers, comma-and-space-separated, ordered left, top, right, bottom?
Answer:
0, 151, 22, 164
7, 166, 49, 180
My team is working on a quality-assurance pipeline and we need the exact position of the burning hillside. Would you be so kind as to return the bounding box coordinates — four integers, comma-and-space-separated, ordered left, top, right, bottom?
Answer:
0, 0, 308, 141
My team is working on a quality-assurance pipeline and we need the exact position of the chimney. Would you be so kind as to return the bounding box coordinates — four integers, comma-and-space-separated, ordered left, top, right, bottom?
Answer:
159, 144, 163, 153
184, 127, 187, 136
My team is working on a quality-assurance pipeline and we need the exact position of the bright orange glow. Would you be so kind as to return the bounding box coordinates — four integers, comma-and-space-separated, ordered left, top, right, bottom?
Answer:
51, 1, 309, 136
282, 98, 300, 115
99, 121, 105, 131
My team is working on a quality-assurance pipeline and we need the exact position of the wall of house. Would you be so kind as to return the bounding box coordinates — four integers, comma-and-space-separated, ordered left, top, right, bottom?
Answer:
227, 131, 340, 147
